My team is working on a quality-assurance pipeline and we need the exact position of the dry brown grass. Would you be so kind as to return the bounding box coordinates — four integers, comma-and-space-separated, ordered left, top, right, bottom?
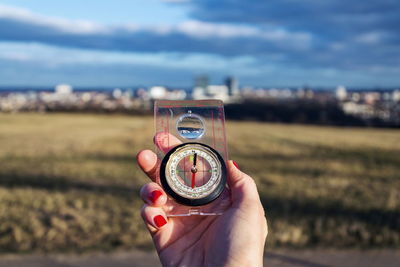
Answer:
0, 113, 399, 252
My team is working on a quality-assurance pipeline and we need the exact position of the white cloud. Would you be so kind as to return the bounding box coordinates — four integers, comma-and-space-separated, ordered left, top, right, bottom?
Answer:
355, 32, 386, 45
161, 0, 190, 3
176, 20, 259, 38
0, 3, 312, 47
175, 20, 312, 46
330, 42, 346, 51
0, 4, 108, 34
0, 41, 256, 72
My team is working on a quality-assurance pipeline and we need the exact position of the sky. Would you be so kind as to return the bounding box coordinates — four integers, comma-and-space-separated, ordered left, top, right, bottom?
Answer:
0, 0, 399, 88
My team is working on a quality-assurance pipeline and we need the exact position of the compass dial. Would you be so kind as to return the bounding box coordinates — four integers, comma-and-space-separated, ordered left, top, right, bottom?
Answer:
160, 143, 227, 206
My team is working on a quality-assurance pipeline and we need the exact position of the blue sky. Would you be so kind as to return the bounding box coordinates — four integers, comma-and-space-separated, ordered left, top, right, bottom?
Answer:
0, 0, 399, 88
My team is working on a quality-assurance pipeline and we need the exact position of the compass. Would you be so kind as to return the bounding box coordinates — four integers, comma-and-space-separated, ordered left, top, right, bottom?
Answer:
160, 142, 227, 206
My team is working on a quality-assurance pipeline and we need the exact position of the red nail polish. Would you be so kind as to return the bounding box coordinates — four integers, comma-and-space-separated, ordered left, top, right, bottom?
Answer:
150, 190, 163, 203
154, 215, 167, 228
232, 161, 240, 170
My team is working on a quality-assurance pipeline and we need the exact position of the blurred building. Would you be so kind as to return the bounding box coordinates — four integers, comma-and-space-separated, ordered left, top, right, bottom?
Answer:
195, 75, 209, 92
335, 85, 347, 101
393, 90, 400, 102
112, 88, 122, 99
192, 75, 240, 102
149, 86, 167, 99
55, 84, 73, 94
225, 76, 239, 96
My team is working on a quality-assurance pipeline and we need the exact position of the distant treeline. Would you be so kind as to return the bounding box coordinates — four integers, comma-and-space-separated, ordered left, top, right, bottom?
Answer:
45, 105, 151, 116
42, 99, 399, 128
225, 99, 399, 128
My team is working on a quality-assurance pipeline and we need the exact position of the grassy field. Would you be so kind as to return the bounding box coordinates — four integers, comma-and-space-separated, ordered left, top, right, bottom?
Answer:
0, 113, 399, 253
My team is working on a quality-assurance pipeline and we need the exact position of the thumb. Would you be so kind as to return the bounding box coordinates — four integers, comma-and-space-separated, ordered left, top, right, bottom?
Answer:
227, 160, 260, 205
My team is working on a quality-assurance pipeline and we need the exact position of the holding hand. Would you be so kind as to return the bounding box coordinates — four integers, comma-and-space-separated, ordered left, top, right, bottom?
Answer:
137, 133, 268, 267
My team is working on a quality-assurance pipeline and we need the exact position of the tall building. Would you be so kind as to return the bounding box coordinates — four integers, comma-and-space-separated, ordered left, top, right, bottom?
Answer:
195, 75, 209, 91
225, 76, 239, 96
193, 75, 209, 99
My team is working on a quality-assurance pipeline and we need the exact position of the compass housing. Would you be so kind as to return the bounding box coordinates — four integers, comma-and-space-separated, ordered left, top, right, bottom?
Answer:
160, 142, 227, 206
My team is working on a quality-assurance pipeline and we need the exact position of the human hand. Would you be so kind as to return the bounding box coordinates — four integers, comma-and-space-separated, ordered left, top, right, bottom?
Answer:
137, 133, 268, 267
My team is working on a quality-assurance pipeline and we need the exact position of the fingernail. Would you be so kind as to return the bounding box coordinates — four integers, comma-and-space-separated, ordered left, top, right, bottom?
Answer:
149, 190, 163, 203
232, 161, 240, 170
154, 215, 167, 228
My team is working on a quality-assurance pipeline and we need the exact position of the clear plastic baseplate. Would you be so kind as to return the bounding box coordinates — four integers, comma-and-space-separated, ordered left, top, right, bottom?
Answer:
154, 100, 231, 217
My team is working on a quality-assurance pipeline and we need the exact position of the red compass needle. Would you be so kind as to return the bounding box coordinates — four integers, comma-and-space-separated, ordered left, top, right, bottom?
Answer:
191, 172, 196, 189
191, 153, 197, 189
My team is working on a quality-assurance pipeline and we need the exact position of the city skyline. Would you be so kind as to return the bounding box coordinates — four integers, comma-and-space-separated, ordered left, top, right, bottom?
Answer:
0, 0, 399, 88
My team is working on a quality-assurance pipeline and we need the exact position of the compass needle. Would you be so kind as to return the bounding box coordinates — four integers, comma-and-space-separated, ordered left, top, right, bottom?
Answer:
191, 153, 197, 188
191, 172, 196, 189
193, 152, 197, 166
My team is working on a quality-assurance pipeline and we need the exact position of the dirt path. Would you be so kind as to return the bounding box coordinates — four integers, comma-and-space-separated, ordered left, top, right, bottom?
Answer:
0, 249, 398, 267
